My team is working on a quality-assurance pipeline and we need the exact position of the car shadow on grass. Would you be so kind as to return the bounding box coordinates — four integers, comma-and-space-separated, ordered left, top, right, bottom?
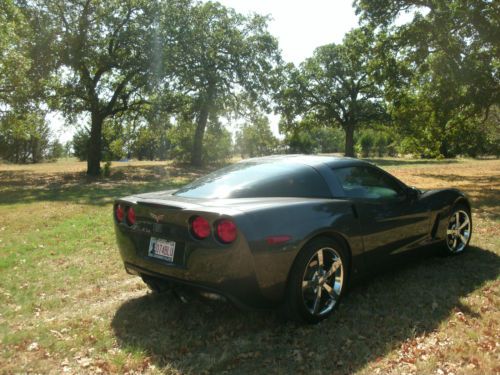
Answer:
111, 246, 499, 374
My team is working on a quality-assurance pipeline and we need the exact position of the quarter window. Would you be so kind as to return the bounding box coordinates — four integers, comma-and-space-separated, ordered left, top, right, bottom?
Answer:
333, 166, 404, 199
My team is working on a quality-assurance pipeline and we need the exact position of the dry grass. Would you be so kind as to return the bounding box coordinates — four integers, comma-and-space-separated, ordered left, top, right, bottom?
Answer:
0, 158, 498, 374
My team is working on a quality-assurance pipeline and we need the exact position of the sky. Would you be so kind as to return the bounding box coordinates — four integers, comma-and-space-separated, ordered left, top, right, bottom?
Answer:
51, 1, 360, 143
217, 0, 359, 66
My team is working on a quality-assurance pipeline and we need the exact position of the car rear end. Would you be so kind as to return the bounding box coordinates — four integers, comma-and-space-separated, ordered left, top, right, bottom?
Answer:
113, 196, 269, 308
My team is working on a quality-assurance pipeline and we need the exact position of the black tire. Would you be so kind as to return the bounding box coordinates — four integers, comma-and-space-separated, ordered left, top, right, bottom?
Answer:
141, 274, 172, 294
442, 203, 472, 255
284, 236, 349, 324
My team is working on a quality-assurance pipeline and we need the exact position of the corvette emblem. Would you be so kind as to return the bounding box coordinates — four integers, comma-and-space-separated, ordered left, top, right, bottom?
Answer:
150, 213, 164, 223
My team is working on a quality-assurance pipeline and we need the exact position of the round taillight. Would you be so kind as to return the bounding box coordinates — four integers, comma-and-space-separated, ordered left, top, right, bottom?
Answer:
191, 216, 210, 239
216, 219, 237, 244
116, 204, 125, 222
127, 207, 136, 225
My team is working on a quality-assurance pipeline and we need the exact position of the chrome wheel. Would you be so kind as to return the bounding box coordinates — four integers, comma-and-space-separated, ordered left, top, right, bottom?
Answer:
301, 247, 344, 317
446, 210, 471, 253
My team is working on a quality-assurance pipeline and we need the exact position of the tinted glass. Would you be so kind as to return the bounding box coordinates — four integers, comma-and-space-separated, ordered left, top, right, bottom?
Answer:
333, 166, 404, 199
174, 162, 331, 199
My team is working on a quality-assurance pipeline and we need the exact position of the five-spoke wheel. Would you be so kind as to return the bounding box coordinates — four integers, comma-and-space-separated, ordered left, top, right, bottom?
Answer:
285, 237, 347, 323
444, 205, 472, 254
301, 247, 343, 316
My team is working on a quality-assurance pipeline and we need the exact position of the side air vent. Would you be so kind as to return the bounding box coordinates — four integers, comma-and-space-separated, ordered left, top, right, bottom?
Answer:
430, 214, 440, 239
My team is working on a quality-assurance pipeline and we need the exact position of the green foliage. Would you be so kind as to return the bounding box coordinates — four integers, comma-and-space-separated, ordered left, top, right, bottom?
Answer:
102, 161, 112, 177
3, 0, 497, 167
71, 128, 89, 162
72, 122, 131, 162
165, 1, 282, 165
21, 0, 171, 175
6, 0, 281, 171
355, 0, 500, 158
358, 132, 374, 158
0, 0, 35, 108
202, 123, 233, 164
355, 128, 395, 157
282, 116, 345, 154
0, 111, 51, 163
47, 140, 64, 160
0, 1, 55, 164
168, 120, 232, 164
130, 118, 171, 161
277, 27, 386, 157
235, 115, 279, 158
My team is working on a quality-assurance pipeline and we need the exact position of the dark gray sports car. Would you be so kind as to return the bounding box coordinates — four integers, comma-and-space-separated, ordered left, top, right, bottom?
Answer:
113, 155, 472, 323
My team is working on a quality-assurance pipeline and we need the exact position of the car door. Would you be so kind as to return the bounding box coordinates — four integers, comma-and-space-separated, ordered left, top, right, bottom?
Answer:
331, 165, 431, 260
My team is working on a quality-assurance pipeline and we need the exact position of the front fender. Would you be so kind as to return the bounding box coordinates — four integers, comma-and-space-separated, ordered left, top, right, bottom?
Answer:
421, 189, 471, 241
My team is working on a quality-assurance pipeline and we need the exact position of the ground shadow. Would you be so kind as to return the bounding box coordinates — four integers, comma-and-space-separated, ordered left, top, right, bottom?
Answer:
364, 158, 460, 167
418, 173, 500, 219
111, 246, 499, 374
0, 164, 212, 206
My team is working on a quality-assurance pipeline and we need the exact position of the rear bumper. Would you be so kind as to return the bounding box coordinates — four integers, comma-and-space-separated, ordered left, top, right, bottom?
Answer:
114, 223, 279, 309
123, 262, 266, 309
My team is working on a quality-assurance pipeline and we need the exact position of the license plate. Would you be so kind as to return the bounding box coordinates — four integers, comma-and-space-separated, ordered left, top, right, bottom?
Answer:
148, 237, 176, 262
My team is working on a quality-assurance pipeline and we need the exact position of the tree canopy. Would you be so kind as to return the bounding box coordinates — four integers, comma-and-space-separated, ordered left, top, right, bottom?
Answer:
164, 1, 281, 165
21, 0, 168, 174
277, 28, 386, 157
1, 0, 498, 168
355, 0, 500, 157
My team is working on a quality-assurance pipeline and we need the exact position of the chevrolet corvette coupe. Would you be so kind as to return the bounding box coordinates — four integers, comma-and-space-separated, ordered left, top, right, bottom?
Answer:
113, 155, 472, 323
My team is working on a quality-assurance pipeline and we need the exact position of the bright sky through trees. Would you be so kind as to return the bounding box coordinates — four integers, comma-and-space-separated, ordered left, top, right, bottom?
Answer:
210, 0, 359, 137
217, 0, 358, 65
50, 1, 359, 143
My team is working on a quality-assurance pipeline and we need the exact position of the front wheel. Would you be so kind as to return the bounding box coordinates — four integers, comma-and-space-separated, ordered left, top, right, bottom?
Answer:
443, 204, 472, 254
284, 237, 348, 324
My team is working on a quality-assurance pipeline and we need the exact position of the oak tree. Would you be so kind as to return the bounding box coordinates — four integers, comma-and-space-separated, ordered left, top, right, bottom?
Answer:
278, 28, 385, 157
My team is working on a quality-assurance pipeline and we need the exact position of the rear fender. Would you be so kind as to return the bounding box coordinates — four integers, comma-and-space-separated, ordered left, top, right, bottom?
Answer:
242, 200, 363, 302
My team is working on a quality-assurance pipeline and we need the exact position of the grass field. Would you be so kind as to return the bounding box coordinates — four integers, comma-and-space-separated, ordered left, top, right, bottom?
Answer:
0, 158, 498, 374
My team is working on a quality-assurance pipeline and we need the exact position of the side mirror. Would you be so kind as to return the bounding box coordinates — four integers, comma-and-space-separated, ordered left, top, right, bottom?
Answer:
406, 186, 420, 200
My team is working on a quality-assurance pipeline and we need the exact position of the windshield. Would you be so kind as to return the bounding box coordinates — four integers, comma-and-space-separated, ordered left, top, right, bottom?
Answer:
174, 161, 331, 199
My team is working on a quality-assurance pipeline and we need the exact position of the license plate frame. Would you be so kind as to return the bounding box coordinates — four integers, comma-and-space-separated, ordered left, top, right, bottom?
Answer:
148, 237, 176, 263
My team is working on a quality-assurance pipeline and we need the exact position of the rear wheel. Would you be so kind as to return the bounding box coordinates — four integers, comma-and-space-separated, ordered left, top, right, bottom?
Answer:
141, 275, 171, 293
443, 204, 472, 255
285, 237, 348, 324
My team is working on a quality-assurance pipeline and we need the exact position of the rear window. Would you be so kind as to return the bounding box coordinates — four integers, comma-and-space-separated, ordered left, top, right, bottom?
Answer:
174, 162, 331, 199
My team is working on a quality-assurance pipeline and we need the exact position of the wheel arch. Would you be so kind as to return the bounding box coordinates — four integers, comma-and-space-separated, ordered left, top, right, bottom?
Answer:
285, 230, 353, 290
453, 196, 471, 212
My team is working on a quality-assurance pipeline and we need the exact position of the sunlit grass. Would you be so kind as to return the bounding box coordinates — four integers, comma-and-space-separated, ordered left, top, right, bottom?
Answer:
0, 158, 498, 374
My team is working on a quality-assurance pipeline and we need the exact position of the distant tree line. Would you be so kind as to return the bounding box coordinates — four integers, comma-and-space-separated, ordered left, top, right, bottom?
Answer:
0, 0, 498, 173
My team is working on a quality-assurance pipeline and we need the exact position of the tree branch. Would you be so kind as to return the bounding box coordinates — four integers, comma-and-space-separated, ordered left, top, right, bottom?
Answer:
109, 99, 151, 116
105, 69, 140, 115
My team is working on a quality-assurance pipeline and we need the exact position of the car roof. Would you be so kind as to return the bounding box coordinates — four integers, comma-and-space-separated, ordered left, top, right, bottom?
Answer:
238, 154, 372, 169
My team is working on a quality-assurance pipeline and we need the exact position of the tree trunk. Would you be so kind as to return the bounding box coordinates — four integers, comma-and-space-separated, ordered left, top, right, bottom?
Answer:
191, 104, 209, 166
439, 138, 451, 158
344, 122, 356, 157
87, 112, 103, 176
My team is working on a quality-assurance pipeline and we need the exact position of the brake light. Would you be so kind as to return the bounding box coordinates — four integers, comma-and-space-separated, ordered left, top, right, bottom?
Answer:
191, 216, 210, 239
115, 204, 125, 222
127, 206, 136, 225
216, 219, 237, 243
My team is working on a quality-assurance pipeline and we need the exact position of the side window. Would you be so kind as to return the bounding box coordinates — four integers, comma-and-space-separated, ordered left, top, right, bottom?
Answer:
333, 166, 404, 199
